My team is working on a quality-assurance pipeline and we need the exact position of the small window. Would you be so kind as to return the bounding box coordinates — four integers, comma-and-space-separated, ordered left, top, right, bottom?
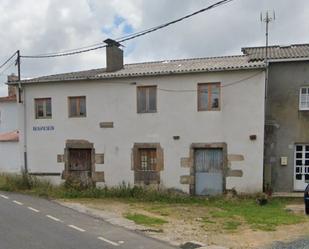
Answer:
137, 86, 157, 113
299, 87, 309, 110
139, 148, 157, 171
198, 83, 220, 111
35, 98, 52, 119
68, 96, 86, 117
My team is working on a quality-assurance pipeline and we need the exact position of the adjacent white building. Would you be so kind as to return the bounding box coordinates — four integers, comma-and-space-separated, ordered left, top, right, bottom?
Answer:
8, 41, 266, 194
0, 81, 21, 173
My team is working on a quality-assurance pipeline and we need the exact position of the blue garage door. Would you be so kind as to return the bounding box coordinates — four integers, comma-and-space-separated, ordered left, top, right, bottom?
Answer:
195, 148, 223, 196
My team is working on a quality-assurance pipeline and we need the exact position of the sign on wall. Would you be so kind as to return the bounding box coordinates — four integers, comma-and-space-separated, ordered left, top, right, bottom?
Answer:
33, 126, 55, 131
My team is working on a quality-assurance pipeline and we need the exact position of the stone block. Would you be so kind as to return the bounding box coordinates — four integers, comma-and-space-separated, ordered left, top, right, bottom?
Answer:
226, 169, 243, 177
92, 171, 105, 182
180, 175, 194, 184
95, 154, 104, 164
181, 157, 193, 168
227, 154, 244, 162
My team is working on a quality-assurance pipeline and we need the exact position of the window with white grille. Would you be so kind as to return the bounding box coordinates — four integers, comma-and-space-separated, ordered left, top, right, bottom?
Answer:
299, 87, 309, 110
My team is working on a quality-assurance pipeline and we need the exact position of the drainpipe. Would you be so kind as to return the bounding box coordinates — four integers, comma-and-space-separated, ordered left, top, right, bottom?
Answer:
23, 86, 28, 173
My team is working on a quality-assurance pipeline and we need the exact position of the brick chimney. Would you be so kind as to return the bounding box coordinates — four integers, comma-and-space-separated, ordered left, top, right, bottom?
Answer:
7, 74, 18, 97
104, 39, 123, 72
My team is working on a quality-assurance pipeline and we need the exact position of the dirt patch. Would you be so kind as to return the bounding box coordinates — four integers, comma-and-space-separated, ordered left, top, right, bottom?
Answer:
59, 199, 309, 249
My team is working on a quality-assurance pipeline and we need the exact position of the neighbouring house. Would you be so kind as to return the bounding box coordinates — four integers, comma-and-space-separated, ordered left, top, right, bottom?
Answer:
242, 44, 309, 192
7, 39, 266, 194
0, 75, 21, 173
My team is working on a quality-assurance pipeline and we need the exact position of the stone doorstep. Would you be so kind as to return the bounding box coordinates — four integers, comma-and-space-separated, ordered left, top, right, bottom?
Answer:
55, 200, 229, 248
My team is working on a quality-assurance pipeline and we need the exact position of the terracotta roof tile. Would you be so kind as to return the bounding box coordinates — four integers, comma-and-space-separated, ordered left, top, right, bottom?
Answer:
0, 95, 16, 102
0, 130, 19, 142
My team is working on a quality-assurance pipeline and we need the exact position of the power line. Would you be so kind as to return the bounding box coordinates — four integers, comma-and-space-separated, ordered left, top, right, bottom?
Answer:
0, 60, 16, 76
31, 41, 105, 57
20, 0, 234, 59
117, 0, 234, 43
155, 70, 264, 92
0, 51, 17, 70
20, 44, 107, 59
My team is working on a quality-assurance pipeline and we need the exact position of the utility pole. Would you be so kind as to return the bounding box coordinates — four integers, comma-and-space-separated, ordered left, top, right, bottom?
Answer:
261, 11, 275, 193
16, 50, 22, 103
16, 49, 27, 173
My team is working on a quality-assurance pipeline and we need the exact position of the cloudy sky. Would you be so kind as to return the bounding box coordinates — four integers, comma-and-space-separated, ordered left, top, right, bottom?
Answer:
0, 0, 308, 96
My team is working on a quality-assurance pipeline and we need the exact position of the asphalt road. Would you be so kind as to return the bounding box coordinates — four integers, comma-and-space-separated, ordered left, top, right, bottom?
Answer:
0, 191, 177, 249
267, 238, 309, 249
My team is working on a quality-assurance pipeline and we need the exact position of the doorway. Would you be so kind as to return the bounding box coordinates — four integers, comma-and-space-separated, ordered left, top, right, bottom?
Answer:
68, 148, 92, 185
194, 148, 223, 196
294, 144, 309, 191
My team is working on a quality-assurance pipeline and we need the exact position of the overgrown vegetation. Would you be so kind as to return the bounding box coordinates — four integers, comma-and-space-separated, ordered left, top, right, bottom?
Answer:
0, 173, 305, 232
0, 173, 201, 202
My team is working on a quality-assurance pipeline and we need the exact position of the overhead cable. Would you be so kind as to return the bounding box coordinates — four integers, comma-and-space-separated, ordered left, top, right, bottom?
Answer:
117, 0, 234, 43
20, 0, 234, 59
0, 51, 17, 70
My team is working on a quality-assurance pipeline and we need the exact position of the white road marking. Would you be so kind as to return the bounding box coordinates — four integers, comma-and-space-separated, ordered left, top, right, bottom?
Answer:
0, 194, 9, 199
12, 200, 23, 205
118, 241, 124, 244
68, 225, 85, 232
98, 236, 119, 246
46, 215, 63, 222
28, 207, 40, 213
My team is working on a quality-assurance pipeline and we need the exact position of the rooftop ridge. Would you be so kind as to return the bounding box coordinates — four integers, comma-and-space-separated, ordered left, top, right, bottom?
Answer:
125, 54, 247, 66
242, 43, 309, 51
19, 55, 251, 81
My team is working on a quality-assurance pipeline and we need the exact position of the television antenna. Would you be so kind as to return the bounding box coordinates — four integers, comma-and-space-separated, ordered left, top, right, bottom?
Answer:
260, 11, 276, 62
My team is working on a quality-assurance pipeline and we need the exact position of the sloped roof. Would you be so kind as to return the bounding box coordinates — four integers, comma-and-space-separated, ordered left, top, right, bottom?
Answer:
0, 130, 19, 142
0, 95, 16, 102
10, 55, 264, 84
242, 44, 309, 61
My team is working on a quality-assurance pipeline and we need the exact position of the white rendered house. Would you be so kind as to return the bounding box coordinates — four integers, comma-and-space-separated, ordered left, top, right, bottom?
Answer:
10, 41, 266, 194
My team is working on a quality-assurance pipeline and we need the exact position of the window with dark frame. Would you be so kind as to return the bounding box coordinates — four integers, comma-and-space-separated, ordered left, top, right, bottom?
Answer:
68, 96, 86, 117
138, 148, 157, 171
137, 86, 157, 113
35, 98, 52, 119
198, 83, 221, 111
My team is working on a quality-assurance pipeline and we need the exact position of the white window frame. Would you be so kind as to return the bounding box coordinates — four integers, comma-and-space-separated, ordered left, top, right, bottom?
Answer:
299, 87, 309, 111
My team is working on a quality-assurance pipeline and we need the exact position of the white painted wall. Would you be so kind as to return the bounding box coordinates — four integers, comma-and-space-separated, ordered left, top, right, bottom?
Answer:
0, 101, 18, 132
0, 142, 21, 173
0, 101, 21, 173
20, 69, 265, 193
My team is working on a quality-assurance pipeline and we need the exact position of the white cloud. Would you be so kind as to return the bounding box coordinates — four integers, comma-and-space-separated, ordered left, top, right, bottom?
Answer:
0, 0, 309, 96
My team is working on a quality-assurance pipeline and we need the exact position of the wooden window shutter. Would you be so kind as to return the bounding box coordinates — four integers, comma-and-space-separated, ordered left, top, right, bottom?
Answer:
156, 146, 164, 171
132, 147, 140, 170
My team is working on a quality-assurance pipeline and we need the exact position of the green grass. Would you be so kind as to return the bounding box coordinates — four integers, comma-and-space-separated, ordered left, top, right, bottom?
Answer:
125, 213, 167, 226
223, 221, 242, 230
205, 198, 304, 231
0, 173, 305, 232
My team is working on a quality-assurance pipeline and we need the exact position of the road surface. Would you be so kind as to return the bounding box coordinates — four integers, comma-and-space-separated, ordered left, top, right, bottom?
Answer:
267, 238, 309, 249
0, 191, 177, 249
